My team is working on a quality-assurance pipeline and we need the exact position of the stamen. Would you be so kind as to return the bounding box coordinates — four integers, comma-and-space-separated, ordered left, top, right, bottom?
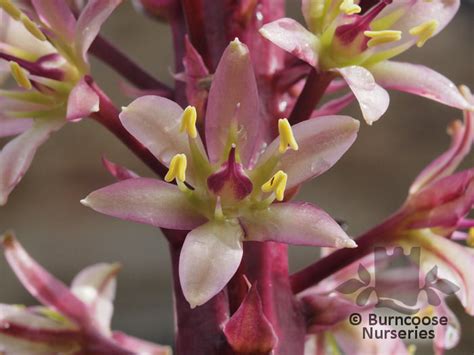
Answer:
0, 0, 21, 20
19, 13, 46, 41
261, 170, 288, 201
214, 197, 225, 220
180, 106, 198, 138
364, 30, 401, 47
467, 228, 474, 248
409, 20, 438, 48
9, 61, 32, 89
164, 154, 187, 183
407, 344, 417, 355
278, 118, 299, 153
340, 0, 361, 15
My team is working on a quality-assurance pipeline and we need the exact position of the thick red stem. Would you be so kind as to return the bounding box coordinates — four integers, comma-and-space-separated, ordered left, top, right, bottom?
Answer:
90, 35, 173, 95
91, 84, 167, 178
288, 69, 336, 125
290, 211, 408, 293
166, 232, 231, 355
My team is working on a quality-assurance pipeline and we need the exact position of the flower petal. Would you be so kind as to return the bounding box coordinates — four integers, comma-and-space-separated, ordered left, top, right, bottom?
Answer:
205, 39, 261, 168
241, 202, 356, 248
2, 234, 90, 324
179, 219, 244, 308
71, 263, 121, 333
401, 230, 474, 315
66, 77, 100, 122
370, 61, 471, 111
0, 118, 64, 205
31, 0, 76, 42
406, 169, 474, 230
410, 98, 473, 194
112, 332, 172, 355
333, 318, 408, 354
101, 156, 140, 181
0, 117, 33, 138
259, 18, 319, 67
81, 178, 206, 230
258, 115, 359, 190
434, 300, 460, 353
119, 96, 202, 180
335, 66, 389, 125
223, 284, 277, 353
312, 93, 355, 118
75, 0, 122, 63
0, 305, 80, 353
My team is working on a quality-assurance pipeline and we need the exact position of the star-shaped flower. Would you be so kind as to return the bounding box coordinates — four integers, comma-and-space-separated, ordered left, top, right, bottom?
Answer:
81, 39, 359, 308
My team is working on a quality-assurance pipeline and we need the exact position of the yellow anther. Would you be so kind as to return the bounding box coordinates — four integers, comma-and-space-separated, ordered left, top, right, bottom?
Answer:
364, 30, 402, 48
0, 0, 21, 20
409, 20, 438, 48
407, 344, 417, 355
467, 228, 474, 247
339, 0, 361, 15
278, 118, 298, 153
9, 61, 32, 90
165, 154, 187, 183
20, 13, 46, 41
261, 170, 288, 201
180, 106, 198, 138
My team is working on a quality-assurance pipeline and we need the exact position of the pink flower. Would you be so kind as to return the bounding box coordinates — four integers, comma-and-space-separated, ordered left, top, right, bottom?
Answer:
260, 0, 472, 124
0, 232, 170, 354
0, 0, 121, 205
81, 39, 359, 308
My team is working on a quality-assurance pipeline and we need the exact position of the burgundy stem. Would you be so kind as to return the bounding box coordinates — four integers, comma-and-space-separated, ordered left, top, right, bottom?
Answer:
288, 69, 336, 125
90, 35, 173, 96
91, 83, 167, 178
242, 242, 306, 354
180, 0, 228, 71
290, 210, 408, 293
166, 232, 232, 354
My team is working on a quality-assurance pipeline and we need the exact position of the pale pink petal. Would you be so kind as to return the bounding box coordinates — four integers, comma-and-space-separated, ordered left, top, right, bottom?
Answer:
382, 0, 460, 43
0, 11, 55, 59
66, 77, 100, 122
0, 118, 64, 205
71, 263, 121, 333
406, 169, 474, 230
410, 105, 473, 194
401, 230, 474, 315
336, 66, 389, 125
112, 331, 171, 355
179, 220, 244, 308
0, 305, 80, 353
75, 0, 122, 63
312, 93, 355, 118
434, 301, 460, 354
119, 95, 204, 183
0, 117, 33, 138
205, 39, 261, 168
31, 0, 76, 42
259, 18, 319, 67
102, 156, 140, 181
334, 319, 408, 355
371, 61, 471, 111
81, 178, 207, 230
2, 234, 90, 324
240, 202, 356, 248
223, 284, 277, 353
258, 115, 359, 189
300, 294, 364, 332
